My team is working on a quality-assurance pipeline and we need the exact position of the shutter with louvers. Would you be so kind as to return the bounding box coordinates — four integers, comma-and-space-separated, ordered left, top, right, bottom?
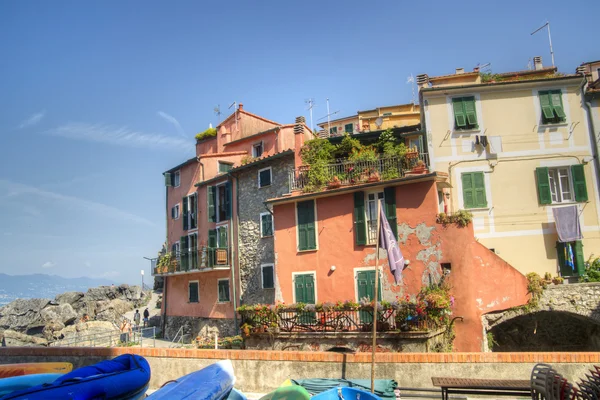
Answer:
354, 191, 367, 245
180, 236, 188, 271
262, 265, 274, 289
462, 173, 475, 209
574, 240, 585, 276
473, 172, 487, 208
539, 91, 555, 122
262, 214, 273, 237
165, 173, 172, 187
218, 226, 228, 249
453, 98, 467, 128
190, 194, 197, 229
550, 90, 566, 120
182, 197, 189, 230
571, 164, 588, 202
383, 187, 398, 240
297, 200, 316, 250
463, 97, 478, 127
208, 186, 216, 222
171, 206, 175, 219
535, 167, 552, 205
556, 242, 569, 276
225, 182, 232, 220
208, 229, 217, 267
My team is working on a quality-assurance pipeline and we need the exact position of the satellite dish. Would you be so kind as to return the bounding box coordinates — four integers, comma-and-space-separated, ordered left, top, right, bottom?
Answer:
375, 117, 383, 128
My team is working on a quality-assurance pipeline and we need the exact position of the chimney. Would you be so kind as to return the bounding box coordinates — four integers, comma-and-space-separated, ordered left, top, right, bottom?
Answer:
238, 103, 244, 111
473, 66, 480, 73
293, 116, 306, 168
576, 65, 586, 75
455, 68, 465, 75
533, 56, 543, 70
416, 74, 429, 89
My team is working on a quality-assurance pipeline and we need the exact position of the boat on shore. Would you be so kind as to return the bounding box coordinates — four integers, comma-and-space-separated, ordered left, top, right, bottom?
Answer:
312, 387, 381, 400
0, 374, 64, 397
0, 363, 72, 379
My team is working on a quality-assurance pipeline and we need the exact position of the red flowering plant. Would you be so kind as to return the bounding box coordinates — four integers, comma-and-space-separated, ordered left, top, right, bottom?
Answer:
417, 281, 453, 329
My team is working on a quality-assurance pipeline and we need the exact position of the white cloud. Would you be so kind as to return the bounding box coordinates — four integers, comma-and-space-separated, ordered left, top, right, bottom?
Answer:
18, 110, 46, 129
157, 111, 185, 137
46, 122, 191, 151
0, 179, 155, 226
84, 261, 92, 267
41, 261, 56, 268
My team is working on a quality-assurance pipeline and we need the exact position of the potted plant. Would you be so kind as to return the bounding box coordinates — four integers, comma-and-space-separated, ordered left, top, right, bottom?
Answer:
327, 175, 341, 189
411, 160, 427, 174
544, 272, 553, 285
267, 322, 280, 334
231, 335, 244, 349
240, 323, 252, 338
367, 170, 381, 182
552, 276, 564, 285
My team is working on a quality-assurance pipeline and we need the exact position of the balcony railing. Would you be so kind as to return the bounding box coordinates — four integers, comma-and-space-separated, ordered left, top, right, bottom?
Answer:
289, 153, 429, 192
239, 305, 441, 334
153, 247, 231, 275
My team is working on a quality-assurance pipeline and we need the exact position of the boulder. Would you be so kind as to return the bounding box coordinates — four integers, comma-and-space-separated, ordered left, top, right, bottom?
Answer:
1, 329, 48, 347
94, 299, 133, 322
40, 303, 78, 326
55, 321, 118, 342
0, 298, 50, 331
42, 321, 65, 340
55, 291, 85, 308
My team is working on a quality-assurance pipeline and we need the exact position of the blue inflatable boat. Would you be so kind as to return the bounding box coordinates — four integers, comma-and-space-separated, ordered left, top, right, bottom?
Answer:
147, 359, 235, 400
312, 387, 382, 400
0, 354, 150, 400
0, 374, 63, 397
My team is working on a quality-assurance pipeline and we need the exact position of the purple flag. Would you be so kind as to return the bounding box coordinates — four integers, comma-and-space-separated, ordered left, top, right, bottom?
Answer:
379, 205, 405, 284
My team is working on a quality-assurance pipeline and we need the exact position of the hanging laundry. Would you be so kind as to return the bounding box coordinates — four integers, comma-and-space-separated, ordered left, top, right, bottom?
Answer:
480, 135, 489, 147
475, 135, 480, 145
565, 242, 575, 272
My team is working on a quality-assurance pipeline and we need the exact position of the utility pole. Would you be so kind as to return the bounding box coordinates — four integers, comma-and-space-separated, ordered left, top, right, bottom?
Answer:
326, 98, 331, 135
531, 21, 555, 67
305, 99, 315, 132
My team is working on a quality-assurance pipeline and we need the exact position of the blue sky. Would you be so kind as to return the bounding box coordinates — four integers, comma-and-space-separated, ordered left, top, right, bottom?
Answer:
0, 0, 598, 284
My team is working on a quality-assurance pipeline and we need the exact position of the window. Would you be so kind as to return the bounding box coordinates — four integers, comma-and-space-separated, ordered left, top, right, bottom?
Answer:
261, 264, 274, 289
344, 123, 353, 133
258, 167, 272, 188
219, 162, 233, 174
218, 279, 230, 302
182, 194, 197, 230
260, 212, 274, 237
252, 142, 263, 158
208, 226, 228, 267
556, 241, 584, 277
539, 90, 566, 124
366, 192, 384, 245
536, 165, 587, 204
180, 233, 198, 271
382, 112, 392, 117
188, 281, 199, 303
208, 183, 231, 222
329, 127, 338, 135
173, 171, 181, 187
171, 242, 180, 256
452, 96, 478, 130
408, 136, 423, 153
165, 170, 181, 187
461, 172, 487, 208
171, 204, 180, 219
438, 191, 445, 213
296, 200, 317, 251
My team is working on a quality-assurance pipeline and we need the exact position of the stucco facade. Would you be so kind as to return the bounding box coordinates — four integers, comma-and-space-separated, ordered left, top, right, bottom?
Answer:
420, 62, 600, 279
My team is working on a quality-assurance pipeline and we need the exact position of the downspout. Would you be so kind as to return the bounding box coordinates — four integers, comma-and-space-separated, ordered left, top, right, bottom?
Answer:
161, 175, 169, 337
582, 82, 600, 200
227, 172, 240, 334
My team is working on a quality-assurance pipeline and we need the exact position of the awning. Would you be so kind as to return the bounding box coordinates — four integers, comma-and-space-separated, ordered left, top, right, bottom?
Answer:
553, 205, 582, 243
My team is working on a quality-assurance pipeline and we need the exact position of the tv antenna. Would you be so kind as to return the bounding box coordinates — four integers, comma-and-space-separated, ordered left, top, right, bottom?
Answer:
228, 101, 238, 131
477, 63, 492, 72
531, 21, 555, 67
305, 98, 315, 132
375, 117, 383, 129
214, 105, 221, 123
317, 98, 339, 136
406, 74, 416, 105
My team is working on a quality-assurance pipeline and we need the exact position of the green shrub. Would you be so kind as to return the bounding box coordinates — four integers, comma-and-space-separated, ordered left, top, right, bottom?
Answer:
581, 255, 600, 282
195, 127, 217, 141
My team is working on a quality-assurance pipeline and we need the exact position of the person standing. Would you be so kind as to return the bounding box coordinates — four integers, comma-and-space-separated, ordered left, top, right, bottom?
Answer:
143, 308, 150, 327
133, 309, 141, 329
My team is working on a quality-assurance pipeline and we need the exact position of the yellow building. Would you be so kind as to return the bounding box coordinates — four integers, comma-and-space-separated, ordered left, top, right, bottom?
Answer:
419, 58, 600, 279
580, 59, 600, 164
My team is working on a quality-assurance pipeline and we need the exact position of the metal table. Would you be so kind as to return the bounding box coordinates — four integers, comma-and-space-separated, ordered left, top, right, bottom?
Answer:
432, 377, 531, 400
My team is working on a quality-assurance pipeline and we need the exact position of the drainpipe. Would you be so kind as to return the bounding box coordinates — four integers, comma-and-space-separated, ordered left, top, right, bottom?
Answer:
162, 179, 169, 337
227, 172, 240, 334
582, 83, 600, 201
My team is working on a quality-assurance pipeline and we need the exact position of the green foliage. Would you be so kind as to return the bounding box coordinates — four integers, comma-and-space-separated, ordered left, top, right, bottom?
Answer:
157, 253, 175, 273
437, 210, 472, 227
195, 127, 217, 141
241, 155, 256, 165
525, 272, 547, 310
581, 255, 600, 282
300, 138, 336, 165
486, 331, 498, 351
348, 145, 378, 162
337, 134, 362, 156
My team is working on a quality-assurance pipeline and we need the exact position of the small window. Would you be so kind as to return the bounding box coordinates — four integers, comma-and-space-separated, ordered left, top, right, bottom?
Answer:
258, 167, 272, 188
344, 123, 353, 133
219, 162, 233, 173
253, 142, 263, 158
262, 264, 275, 289
297, 200, 317, 251
556, 240, 584, 277
461, 172, 487, 209
171, 204, 180, 219
329, 127, 338, 135
548, 167, 573, 203
365, 192, 384, 245
173, 171, 181, 187
188, 281, 199, 303
382, 112, 392, 117
218, 279, 230, 302
539, 90, 566, 125
260, 212, 273, 237
437, 191, 445, 213
172, 242, 180, 256
452, 96, 478, 130
536, 165, 588, 205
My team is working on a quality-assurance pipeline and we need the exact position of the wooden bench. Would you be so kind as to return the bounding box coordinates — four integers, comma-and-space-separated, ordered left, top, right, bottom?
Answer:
432, 377, 531, 400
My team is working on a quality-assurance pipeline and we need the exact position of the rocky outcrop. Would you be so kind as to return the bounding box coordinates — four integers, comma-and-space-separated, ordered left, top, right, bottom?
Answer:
0, 284, 149, 346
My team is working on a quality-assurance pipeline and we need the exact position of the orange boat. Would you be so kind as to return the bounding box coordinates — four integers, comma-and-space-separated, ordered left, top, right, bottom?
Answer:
0, 363, 73, 378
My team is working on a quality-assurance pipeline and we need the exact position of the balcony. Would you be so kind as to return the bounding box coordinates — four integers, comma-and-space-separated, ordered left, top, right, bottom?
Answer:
152, 247, 231, 276
289, 153, 430, 192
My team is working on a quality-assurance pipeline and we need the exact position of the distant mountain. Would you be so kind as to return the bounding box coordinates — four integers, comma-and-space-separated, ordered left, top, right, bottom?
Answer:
0, 274, 116, 306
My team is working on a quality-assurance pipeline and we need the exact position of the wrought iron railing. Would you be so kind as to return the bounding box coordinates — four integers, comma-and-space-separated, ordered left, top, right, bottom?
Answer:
289, 153, 430, 192
153, 247, 231, 275
239, 305, 437, 334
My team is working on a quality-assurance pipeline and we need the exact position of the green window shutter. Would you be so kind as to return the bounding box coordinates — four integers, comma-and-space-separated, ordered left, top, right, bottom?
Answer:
189, 282, 199, 303
452, 98, 467, 128
180, 236, 188, 271
353, 191, 367, 245
463, 97, 478, 127
297, 200, 316, 250
550, 90, 566, 120
182, 197, 189, 230
189, 194, 197, 229
330, 127, 337, 135
262, 214, 273, 237
345, 123, 353, 133
556, 241, 567, 276
535, 167, 552, 205
219, 162, 232, 173
171, 206, 175, 219
208, 186, 216, 222
218, 226, 228, 248
208, 229, 217, 267
539, 91, 555, 122
383, 187, 398, 240
225, 182, 232, 220
165, 173, 172, 187
259, 169, 271, 187
262, 265, 274, 289
574, 240, 585, 276
571, 164, 588, 202
473, 172, 487, 208
218, 280, 230, 302
461, 173, 475, 209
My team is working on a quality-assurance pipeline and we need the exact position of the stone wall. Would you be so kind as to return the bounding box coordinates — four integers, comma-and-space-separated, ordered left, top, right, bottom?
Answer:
164, 315, 236, 342
237, 155, 293, 305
